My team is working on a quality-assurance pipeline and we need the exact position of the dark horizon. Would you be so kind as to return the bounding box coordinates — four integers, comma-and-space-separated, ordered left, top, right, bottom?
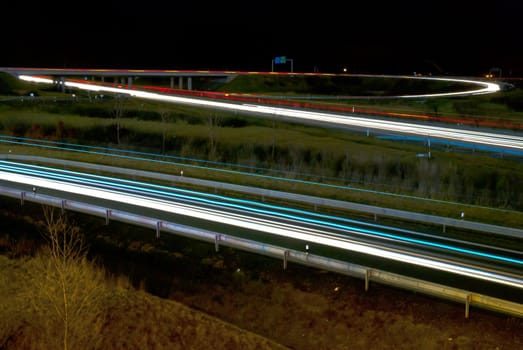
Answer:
3, 1, 523, 77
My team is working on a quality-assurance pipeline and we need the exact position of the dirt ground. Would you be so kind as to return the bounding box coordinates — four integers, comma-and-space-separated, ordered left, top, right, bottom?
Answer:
163, 263, 522, 350
104, 240, 521, 350
2, 207, 522, 350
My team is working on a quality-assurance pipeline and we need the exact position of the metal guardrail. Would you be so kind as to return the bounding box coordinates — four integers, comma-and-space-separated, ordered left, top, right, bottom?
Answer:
2, 154, 522, 239
1, 185, 521, 319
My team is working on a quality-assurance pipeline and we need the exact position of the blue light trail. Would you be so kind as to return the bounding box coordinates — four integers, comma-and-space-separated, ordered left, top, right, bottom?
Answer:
1, 160, 521, 266
1, 135, 518, 214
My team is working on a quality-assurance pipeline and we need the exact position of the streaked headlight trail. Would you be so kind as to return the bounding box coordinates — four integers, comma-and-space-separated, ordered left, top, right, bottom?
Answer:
8, 74, 523, 292
1, 160, 521, 266
1, 163, 522, 290
18, 75, 523, 152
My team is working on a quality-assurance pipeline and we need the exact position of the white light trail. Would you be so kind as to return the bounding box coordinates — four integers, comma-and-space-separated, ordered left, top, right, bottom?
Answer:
391, 75, 500, 97
2, 170, 522, 289
19, 75, 521, 151
19, 75, 54, 84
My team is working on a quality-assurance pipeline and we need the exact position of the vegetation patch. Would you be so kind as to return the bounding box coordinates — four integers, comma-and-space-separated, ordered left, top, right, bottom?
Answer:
1, 205, 522, 350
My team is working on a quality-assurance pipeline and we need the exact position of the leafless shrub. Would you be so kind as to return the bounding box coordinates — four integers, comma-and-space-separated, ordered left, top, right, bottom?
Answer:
20, 206, 108, 350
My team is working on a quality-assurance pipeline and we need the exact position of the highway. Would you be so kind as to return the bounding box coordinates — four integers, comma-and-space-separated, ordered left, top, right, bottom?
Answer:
1, 160, 522, 296
3, 71, 523, 308
18, 75, 523, 153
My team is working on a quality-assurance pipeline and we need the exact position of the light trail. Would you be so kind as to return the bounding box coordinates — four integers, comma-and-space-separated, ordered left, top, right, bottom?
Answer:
1, 168, 522, 290
1, 160, 521, 265
3, 135, 522, 214
9, 74, 523, 289
18, 75, 523, 152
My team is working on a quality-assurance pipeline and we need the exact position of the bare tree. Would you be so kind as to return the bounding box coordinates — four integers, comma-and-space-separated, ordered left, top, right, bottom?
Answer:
208, 112, 220, 160
23, 206, 107, 350
159, 109, 171, 155
112, 95, 127, 145
271, 119, 277, 162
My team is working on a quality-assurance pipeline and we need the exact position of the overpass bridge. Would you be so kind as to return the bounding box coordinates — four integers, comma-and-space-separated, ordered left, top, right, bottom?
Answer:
0, 67, 241, 90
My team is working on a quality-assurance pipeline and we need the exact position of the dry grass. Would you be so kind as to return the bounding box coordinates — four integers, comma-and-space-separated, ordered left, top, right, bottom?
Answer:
0, 255, 289, 350
1, 207, 522, 350
100, 288, 289, 350
167, 266, 523, 350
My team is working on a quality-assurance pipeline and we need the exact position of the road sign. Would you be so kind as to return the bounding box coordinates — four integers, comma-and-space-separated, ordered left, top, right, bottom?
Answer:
274, 56, 286, 64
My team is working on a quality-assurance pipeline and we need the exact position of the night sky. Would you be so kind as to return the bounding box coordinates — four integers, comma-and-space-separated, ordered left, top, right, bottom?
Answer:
3, 1, 523, 76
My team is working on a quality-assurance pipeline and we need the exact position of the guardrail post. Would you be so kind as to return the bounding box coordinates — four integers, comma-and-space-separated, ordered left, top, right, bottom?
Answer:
283, 250, 289, 270
215, 234, 221, 252
105, 209, 111, 225
442, 224, 446, 233
61, 200, 66, 215
365, 269, 371, 291
465, 294, 471, 319
20, 191, 25, 206
374, 213, 378, 222
156, 221, 162, 239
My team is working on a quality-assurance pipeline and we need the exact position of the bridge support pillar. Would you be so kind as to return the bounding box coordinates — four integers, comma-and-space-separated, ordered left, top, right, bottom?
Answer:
170, 77, 174, 89
187, 77, 192, 90
178, 77, 183, 89
127, 77, 133, 88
